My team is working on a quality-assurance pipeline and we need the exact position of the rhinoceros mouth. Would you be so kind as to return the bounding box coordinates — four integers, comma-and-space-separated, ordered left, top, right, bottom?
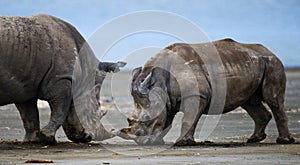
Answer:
115, 127, 165, 145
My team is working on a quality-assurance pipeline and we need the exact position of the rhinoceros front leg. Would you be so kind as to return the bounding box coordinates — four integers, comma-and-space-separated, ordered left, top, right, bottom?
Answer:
62, 101, 92, 143
40, 79, 72, 144
15, 99, 40, 143
175, 96, 206, 146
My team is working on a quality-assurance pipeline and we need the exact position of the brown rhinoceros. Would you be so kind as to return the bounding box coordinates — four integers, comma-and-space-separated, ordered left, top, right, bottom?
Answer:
117, 38, 294, 146
0, 14, 125, 144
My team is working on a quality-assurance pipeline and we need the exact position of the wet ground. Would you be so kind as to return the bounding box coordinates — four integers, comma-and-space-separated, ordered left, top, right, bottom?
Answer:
0, 69, 300, 164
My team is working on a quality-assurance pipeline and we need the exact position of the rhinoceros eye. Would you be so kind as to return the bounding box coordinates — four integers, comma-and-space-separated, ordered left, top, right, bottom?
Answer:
142, 114, 151, 121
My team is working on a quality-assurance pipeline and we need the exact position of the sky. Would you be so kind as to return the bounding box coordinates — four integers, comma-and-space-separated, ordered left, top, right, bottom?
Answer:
0, 0, 299, 67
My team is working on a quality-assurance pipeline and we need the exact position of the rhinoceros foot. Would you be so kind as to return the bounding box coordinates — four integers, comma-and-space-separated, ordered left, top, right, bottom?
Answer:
276, 136, 295, 144
68, 130, 92, 143
22, 131, 56, 145
247, 133, 267, 143
174, 138, 196, 146
38, 132, 57, 145
22, 131, 41, 143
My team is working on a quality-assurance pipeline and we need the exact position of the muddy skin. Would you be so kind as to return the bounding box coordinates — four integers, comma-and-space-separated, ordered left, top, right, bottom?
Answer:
119, 39, 295, 145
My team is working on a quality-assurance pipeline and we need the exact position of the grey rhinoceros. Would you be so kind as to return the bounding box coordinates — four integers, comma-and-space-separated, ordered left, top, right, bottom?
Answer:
0, 14, 125, 144
117, 38, 295, 146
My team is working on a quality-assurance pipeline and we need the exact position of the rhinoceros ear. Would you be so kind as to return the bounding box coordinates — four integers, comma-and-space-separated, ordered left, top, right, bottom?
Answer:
98, 61, 127, 73
114, 61, 127, 72
132, 67, 142, 81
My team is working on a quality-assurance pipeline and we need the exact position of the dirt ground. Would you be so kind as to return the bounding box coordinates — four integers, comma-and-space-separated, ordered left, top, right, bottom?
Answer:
0, 70, 300, 164
0, 140, 300, 164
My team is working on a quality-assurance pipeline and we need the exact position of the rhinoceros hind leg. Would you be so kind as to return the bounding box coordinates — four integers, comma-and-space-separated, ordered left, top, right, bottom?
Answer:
242, 102, 272, 143
15, 99, 41, 143
267, 101, 294, 144
262, 67, 294, 144
276, 136, 295, 144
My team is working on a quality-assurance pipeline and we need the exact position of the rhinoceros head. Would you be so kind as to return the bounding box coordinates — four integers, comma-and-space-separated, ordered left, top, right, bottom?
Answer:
71, 60, 126, 141
118, 67, 171, 145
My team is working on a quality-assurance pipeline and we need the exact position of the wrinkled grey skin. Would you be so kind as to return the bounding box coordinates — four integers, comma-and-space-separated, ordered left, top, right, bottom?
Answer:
118, 39, 295, 145
0, 14, 125, 144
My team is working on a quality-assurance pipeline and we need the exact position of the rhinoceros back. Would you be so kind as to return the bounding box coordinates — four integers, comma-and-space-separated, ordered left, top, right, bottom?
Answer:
0, 14, 88, 105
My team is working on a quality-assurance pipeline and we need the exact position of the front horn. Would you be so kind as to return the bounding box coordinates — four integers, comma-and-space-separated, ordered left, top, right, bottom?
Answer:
137, 71, 153, 94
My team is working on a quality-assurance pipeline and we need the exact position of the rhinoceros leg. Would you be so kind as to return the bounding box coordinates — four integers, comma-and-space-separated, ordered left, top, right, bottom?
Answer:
262, 67, 294, 144
242, 102, 272, 143
175, 97, 206, 146
266, 102, 294, 144
15, 99, 40, 143
62, 101, 92, 143
263, 96, 295, 144
40, 79, 72, 144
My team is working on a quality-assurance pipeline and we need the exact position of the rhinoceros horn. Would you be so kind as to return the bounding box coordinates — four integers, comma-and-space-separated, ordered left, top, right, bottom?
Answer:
138, 70, 153, 95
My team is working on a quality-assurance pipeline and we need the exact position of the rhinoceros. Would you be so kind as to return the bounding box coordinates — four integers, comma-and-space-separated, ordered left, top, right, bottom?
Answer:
0, 14, 125, 144
117, 38, 295, 145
